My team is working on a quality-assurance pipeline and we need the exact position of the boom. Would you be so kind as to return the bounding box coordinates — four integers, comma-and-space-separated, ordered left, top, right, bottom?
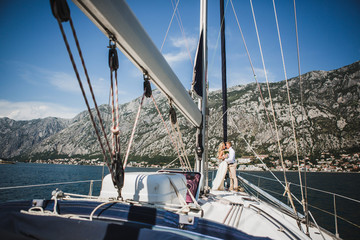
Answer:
72, 0, 202, 127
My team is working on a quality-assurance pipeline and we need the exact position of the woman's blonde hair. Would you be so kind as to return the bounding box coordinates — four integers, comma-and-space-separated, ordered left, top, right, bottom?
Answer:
217, 142, 225, 158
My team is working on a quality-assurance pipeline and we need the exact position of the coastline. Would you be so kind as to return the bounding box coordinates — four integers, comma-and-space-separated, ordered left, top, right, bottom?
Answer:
0, 160, 15, 165
5, 160, 359, 173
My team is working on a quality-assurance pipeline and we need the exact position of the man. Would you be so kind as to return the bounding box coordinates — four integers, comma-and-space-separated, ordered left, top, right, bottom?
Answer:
224, 141, 238, 191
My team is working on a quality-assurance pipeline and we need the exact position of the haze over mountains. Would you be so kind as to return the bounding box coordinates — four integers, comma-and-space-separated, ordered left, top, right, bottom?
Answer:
1, 61, 359, 162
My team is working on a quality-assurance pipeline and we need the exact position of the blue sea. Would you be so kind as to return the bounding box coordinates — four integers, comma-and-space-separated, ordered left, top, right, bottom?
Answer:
1, 163, 359, 239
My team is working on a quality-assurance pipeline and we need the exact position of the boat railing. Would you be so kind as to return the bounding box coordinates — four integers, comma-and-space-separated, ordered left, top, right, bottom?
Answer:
237, 171, 360, 239
0, 179, 101, 200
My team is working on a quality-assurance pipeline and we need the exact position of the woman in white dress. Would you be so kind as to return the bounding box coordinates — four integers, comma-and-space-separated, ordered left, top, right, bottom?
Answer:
211, 142, 228, 190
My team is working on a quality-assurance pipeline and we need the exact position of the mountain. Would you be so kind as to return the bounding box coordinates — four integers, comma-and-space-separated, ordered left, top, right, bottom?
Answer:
209, 61, 360, 158
27, 91, 196, 160
1, 61, 359, 162
0, 117, 70, 159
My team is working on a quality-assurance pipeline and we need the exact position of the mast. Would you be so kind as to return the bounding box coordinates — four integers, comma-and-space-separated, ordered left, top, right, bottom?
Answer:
201, 0, 209, 191
220, 0, 228, 143
194, 0, 208, 191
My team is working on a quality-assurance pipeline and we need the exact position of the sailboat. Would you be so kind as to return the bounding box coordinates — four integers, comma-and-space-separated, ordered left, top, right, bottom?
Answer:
0, 0, 345, 239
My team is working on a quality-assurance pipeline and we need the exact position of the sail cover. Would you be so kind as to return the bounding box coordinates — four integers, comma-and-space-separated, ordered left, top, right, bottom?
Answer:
192, 30, 203, 97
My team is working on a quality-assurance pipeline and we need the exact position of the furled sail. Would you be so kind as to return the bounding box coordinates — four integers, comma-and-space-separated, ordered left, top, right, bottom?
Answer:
191, 30, 203, 98
72, 0, 202, 127
220, 0, 228, 143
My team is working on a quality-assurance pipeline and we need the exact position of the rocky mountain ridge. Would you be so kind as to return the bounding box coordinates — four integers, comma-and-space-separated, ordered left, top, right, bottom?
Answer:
1, 61, 359, 161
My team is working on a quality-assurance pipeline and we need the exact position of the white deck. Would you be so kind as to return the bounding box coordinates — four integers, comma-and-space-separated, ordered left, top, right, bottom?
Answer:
200, 190, 335, 240
98, 172, 335, 239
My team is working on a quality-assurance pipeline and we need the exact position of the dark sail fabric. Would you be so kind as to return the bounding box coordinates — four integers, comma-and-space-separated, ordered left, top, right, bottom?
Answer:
191, 30, 203, 97
220, 0, 228, 143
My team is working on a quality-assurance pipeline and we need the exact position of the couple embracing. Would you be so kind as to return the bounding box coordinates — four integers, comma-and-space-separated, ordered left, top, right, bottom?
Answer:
212, 141, 238, 191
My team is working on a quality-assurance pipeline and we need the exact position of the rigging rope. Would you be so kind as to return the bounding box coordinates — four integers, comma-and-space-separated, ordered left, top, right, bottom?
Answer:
272, 0, 305, 210
293, 0, 310, 233
175, 121, 192, 171
51, 0, 113, 168
69, 14, 113, 161
109, 41, 121, 156
160, 156, 179, 170
171, 0, 194, 66
123, 94, 145, 169
161, 104, 229, 170
209, 107, 229, 131
249, 0, 298, 217
229, 116, 286, 189
229, 115, 304, 211
151, 95, 187, 171
229, 0, 275, 140
108, 42, 124, 196
160, 0, 194, 69
169, 105, 191, 171
161, 0, 180, 52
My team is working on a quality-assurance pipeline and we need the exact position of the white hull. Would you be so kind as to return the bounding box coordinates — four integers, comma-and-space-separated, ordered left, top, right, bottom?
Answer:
97, 172, 336, 239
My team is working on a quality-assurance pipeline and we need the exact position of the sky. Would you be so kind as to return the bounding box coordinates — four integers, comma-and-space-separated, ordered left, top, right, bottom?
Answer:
0, 0, 359, 120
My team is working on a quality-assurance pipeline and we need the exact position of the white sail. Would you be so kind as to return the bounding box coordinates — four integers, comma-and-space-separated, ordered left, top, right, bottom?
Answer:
72, 0, 202, 127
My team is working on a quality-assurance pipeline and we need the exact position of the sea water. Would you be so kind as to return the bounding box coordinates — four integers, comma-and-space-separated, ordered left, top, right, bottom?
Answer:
1, 163, 359, 239
0, 163, 157, 202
